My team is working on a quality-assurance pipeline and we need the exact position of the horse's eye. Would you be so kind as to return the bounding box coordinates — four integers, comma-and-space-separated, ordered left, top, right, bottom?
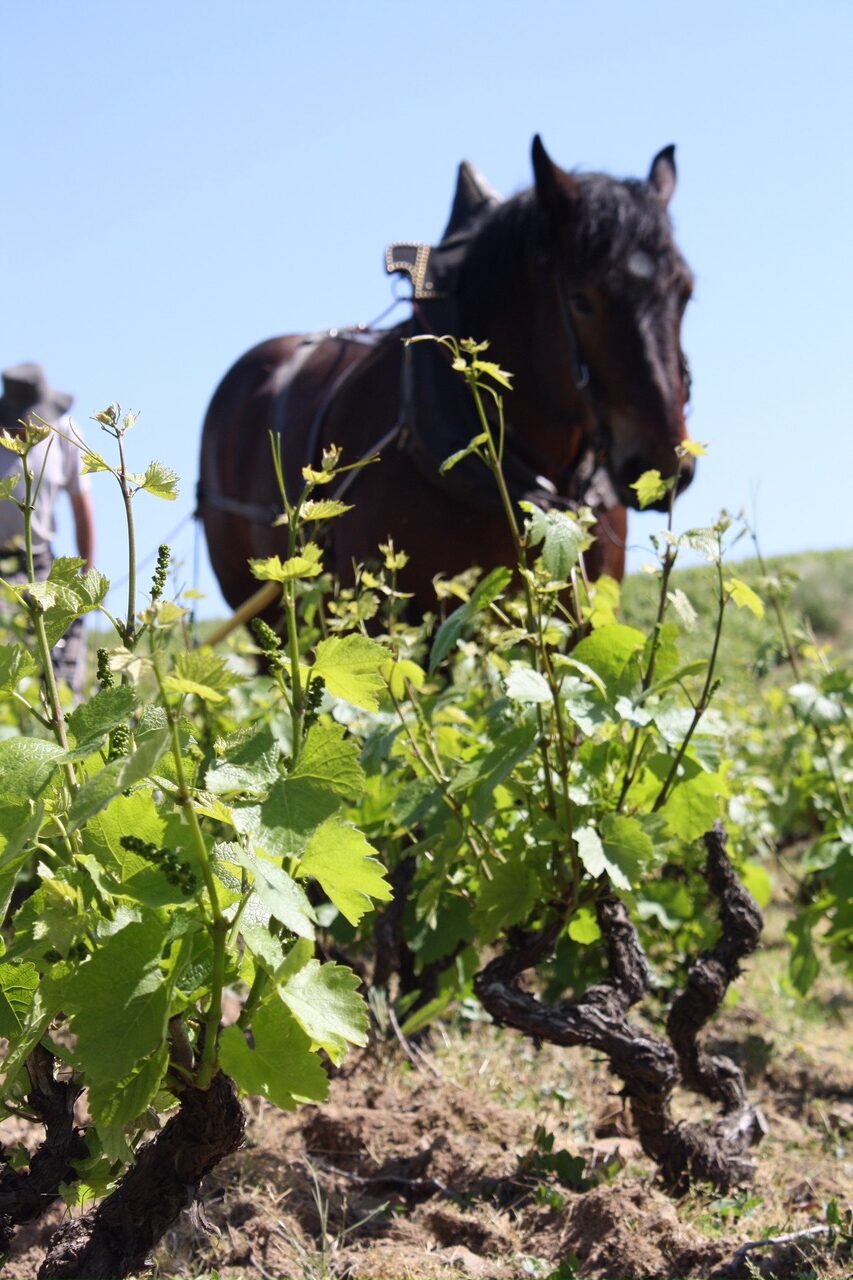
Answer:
569, 292, 594, 316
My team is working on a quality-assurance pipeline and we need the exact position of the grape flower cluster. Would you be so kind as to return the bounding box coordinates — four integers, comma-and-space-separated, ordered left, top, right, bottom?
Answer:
251, 617, 285, 668
96, 647, 131, 759
119, 834, 199, 896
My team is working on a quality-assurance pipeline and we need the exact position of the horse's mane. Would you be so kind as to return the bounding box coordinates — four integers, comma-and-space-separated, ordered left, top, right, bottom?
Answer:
458, 171, 686, 322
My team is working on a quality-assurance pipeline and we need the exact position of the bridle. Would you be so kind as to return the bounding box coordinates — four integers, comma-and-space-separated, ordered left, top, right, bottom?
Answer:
551, 266, 692, 483
554, 275, 591, 394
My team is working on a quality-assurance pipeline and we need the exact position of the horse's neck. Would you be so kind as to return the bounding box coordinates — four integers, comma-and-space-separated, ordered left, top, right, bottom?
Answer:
450, 213, 593, 486
501, 390, 589, 488
466, 301, 590, 484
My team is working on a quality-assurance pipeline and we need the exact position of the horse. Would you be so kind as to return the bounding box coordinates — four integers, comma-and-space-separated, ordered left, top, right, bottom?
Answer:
199, 136, 695, 618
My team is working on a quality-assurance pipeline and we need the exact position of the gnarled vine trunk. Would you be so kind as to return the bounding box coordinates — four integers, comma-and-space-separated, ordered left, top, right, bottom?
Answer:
474, 823, 766, 1192
37, 1073, 245, 1280
0, 1045, 89, 1254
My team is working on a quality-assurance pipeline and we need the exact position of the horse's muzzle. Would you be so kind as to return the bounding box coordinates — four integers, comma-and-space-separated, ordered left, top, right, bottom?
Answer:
615, 451, 696, 510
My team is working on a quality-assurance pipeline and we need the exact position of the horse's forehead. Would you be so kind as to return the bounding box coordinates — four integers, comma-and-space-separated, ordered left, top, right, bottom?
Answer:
606, 188, 692, 290
570, 175, 685, 279
620, 241, 692, 289
625, 249, 656, 281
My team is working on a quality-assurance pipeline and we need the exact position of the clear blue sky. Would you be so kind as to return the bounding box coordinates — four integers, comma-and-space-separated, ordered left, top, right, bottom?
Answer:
3, 1, 851, 620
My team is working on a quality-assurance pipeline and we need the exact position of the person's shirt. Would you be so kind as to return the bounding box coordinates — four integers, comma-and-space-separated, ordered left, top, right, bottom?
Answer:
0, 416, 90, 555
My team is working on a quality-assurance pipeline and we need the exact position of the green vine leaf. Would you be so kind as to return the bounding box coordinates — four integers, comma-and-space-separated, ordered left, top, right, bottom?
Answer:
600, 815, 656, 884
658, 766, 727, 842
473, 858, 542, 943
561, 676, 611, 737
250, 544, 323, 583
439, 431, 489, 475
789, 681, 844, 726
240, 923, 289, 979
571, 624, 646, 699
0, 980, 60, 1092
139, 461, 179, 500
87, 1047, 170, 1162
311, 634, 390, 711
0, 643, 38, 690
382, 657, 426, 699
429, 566, 511, 674
65, 916, 171, 1087
219, 1000, 329, 1109
567, 907, 602, 944
504, 665, 552, 704
290, 722, 365, 804
67, 725, 172, 833
667, 587, 698, 630
630, 470, 672, 509
67, 686, 139, 753
0, 739, 64, 803
236, 772, 340, 863
164, 649, 237, 704
0, 962, 40, 1039
225, 844, 317, 940
299, 498, 354, 522
786, 912, 821, 995
298, 818, 392, 925
206, 723, 282, 797
522, 505, 590, 580
278, 959, 369, 1064
575, 825, 632, 891
724, 576, 765, 619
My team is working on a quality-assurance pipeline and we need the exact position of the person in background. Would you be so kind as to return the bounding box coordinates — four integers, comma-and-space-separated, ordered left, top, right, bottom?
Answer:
0, 362, 96, 698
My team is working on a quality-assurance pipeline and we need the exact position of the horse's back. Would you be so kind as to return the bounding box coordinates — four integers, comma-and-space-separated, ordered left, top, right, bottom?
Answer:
199, 336, 300, 606
199, 330, 395, 608
201, 335, 303, 452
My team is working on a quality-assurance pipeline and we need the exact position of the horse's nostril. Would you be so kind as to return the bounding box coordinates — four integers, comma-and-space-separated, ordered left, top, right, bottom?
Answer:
619, 451, 695, 491
617, 457, 647, 491
617, 450, 696, 508
676, 453, 696, 492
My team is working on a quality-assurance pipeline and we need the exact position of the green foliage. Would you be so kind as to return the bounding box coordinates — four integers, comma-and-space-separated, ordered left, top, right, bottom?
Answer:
0, 355, 847, 1255
218, 1000, 329, 1110
0, 413, 390, 1213
312, 634, 389, 710
339, 338, 757, 1017
621, 547, 851, 991
516, 1124, 595, 1220
347, 339, 848, 1027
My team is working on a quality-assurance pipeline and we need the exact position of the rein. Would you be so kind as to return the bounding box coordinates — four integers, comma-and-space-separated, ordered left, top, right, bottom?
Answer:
555, 275, 591, 393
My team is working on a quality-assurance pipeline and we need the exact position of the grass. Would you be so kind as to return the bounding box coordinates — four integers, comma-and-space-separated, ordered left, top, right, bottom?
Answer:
620, 546, 853, 675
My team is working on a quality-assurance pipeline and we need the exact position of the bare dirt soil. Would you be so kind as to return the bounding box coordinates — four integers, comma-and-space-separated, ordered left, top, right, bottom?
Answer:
4, 946, 850, 1279
168, 998, 852, 1280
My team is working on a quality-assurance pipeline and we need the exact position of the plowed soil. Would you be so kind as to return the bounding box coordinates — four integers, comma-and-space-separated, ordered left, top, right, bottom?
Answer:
4, 946, 851, 1280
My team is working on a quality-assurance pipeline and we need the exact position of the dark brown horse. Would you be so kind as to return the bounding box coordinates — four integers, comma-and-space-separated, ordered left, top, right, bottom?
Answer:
199, 136, 695, 615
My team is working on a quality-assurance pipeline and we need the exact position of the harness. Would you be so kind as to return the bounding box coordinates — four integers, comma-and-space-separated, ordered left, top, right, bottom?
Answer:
196, 326, 396, 527
381, 199, 607, 522
199, 159, 621, 531
385, 161, 618, 517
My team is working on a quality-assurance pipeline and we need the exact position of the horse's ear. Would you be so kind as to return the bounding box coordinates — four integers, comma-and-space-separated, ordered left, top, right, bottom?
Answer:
649, 145, 677, 207
532, 134, 578, 218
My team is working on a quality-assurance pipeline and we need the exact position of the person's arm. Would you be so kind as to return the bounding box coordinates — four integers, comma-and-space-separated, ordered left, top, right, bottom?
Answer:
70, 489, 95, 571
